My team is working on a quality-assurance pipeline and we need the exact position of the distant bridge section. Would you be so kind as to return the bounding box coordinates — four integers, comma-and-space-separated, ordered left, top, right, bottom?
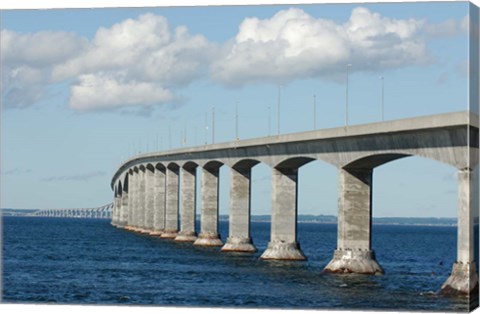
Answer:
34, 203, 113, 219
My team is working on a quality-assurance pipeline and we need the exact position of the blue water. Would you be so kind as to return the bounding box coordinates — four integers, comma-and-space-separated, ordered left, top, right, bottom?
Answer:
1, 217, 470, 311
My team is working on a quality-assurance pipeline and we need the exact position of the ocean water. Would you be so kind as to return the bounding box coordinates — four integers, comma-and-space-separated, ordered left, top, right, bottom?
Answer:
1, 216, 471, 311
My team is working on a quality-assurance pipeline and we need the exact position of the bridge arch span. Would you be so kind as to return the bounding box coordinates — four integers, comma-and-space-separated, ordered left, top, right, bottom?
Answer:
274, 156, 316, 170
231, 158, 260, 170
343, 153, 411, 170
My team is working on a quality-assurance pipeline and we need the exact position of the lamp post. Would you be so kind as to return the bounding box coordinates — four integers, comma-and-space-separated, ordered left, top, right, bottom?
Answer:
168, 125, 172, 149
346, 64, 352, 126
380, 76, 385, 121
212, 105, 215, 144
235, 101, 239, 141
277, 85, 282, 136
204, 112, 208, 145
268, 105, 271, 136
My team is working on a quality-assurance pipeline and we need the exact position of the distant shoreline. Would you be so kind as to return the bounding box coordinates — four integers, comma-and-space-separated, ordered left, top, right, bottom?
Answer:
220, 219, 457, 227
2, 209, 458, 227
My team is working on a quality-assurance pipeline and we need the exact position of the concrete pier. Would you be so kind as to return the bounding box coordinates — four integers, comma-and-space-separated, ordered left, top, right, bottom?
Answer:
137, 166, 148, 233
260, 168, 305, 260
150, 165, 166, 236
440, 168, 479, 296
175, 164, 198, 242
126, 169, 137, 231
115, 194, 121, 226
161, 164, 179, 239
143, 165, 155, 233
221, 166, 256, 253
112, 192, 120, 226
120, 181, 128, 226
324, 168, 384, 275
194, 164, 223, 246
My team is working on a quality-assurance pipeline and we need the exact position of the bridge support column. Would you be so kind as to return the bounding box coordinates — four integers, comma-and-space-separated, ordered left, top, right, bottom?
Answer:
111, 195, 120, 226
143, 166, 155, 233
161, 165, 179, 238
120, 190, 128, 227
260, 168, 305, 260
126, 170, 137, 231
175, 166, 198, 242
115, 195, 122, 226
221, 167, 256, 253
150, 166, 166, 236
324, 168, 384, 275
137, 168, 147, 233
440, 168, 479, 296
194, 166, 223, 246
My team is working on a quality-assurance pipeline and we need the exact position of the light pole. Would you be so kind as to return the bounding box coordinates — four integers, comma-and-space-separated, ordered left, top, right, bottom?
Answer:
277, 85, 282, 136
313, 94, 317, 130
212, 105, 215, 144
345, 64, 352, 127
204, 112, 208, 145
183, 122, 187, 147
380, 76, 385, 121
268, 105, 271, 136
235, 101, 239, 140
168, 125, 172, 149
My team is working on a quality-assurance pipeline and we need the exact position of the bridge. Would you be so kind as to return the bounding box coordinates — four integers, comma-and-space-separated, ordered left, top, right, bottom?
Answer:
110, 111, 478, 297
34, 203, 113, 219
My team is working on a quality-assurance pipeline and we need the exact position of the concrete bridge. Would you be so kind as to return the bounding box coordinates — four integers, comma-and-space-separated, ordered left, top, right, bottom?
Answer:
34, 203, 113, 219
110, 111, 478, 297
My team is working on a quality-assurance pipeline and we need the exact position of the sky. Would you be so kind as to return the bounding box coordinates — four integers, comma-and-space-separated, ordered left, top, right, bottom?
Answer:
0, 0, 476, 217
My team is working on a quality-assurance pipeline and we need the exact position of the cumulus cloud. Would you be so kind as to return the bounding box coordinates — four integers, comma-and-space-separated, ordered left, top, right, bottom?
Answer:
1, 8, 469, 112
1, 30, 87, 109
424, 15, 469, 38
69, 72, 174, 111
2, 13, 215, 112
212, 7, 434, 86
53, 13, 215, 112
1, 30, 87, 68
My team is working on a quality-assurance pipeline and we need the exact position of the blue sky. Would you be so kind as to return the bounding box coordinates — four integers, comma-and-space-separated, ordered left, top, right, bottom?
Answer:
0, 1, 474, 217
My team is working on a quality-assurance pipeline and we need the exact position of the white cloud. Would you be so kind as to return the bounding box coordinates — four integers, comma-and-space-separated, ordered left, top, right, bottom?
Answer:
3, 13, 215, 112
211, 7, 430, 86
53, 13, 216, 112
1, 30, 86, 68
424, 15, 469, 38
1, 9, 470, 111
69, 72, 174, 111
52, 14, 173, 80
1, 30, 87, 109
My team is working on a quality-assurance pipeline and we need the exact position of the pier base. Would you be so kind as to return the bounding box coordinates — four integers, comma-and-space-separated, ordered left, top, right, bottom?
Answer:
440, 262, 479, 296
193, 232, 223, 246
221, 236, 257, 253
174, 231, 198, 242
323, 249, 384, 275
149, 231, 163, 236
260, 240, 306, 260
160, 230, 178, 239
